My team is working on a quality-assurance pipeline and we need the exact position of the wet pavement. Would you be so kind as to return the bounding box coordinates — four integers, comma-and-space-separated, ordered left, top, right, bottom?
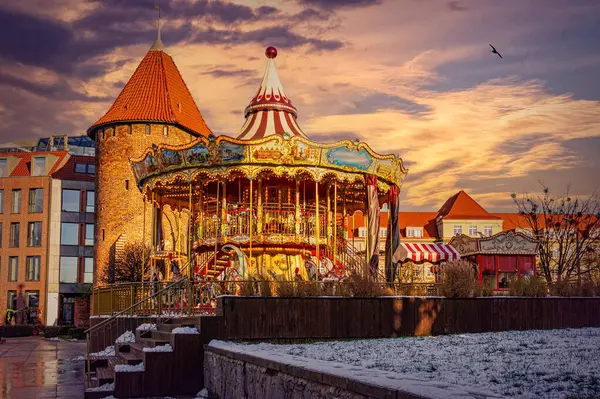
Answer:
0, 336, 86, 399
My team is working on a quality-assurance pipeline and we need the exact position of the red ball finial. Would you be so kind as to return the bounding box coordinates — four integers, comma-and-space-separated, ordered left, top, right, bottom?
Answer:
265, 46, 277, 59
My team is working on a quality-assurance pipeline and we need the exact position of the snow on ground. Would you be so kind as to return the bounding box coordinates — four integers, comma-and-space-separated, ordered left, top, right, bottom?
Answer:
90, 346, 115, 357
143, 344, 173, 352
115, 331, 135, 343
172, 326, 199, 334
115, 363, 145, 372
87, 382, 115, 392
196, 388, 209, 398
135, 323, 157, 331
240, 328, 600, 399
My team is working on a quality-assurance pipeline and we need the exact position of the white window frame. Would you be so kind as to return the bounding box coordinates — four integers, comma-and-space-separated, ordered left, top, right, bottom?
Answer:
407, 228, 423, 238
468, 225, 478, 236
379, 228, 387, 238
32, 156, 45, 176
357, 227, 367, 238
484, 225, 493, 237
453, 225, 462, 236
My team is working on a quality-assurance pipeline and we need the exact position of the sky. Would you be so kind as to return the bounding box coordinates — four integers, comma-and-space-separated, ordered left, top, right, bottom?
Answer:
0, 0, 599, 212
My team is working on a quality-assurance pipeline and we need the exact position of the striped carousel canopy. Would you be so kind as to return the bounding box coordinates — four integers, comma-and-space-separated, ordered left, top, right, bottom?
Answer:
237, 46, 307, 141
397, 243, 460, 263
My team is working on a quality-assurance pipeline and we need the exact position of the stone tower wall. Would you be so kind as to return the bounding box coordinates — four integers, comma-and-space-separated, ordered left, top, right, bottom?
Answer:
93, 123, 196, 284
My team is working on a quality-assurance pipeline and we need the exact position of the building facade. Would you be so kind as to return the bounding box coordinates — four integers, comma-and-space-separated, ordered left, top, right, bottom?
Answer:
0, 136, 96, 326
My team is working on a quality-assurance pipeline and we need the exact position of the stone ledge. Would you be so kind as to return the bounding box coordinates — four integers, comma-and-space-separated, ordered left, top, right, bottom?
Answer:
205, 341, 506, 399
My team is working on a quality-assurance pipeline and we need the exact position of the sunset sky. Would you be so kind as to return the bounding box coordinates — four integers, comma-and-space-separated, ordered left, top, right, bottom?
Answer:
1, 0, 599, 211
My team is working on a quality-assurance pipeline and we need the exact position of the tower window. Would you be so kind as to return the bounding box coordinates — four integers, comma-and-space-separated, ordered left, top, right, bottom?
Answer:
102, 229, 105, 241
145, 124, 151, 135
101, 130, 105, 140
125, 180, 129, 190
128, 125, 132, 135
112, 128, 116, 137
163, 126, 168, 136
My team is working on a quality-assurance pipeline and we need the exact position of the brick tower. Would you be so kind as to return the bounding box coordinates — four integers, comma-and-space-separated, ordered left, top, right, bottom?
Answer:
87, 34, 212, 283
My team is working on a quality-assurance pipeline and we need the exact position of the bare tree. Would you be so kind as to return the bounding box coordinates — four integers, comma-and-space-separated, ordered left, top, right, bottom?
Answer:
101, 242, 153, 284
511, 184, 600, 284
163, 207, 191, 253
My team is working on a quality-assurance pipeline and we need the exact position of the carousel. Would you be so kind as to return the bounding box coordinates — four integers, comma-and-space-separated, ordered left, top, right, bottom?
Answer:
129, 47, 408, 287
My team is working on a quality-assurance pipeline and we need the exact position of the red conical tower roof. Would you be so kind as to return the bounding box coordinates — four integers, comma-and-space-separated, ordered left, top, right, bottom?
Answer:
437, 190, 501, 220
237, 47, 307, 140
88, 38, 212, 138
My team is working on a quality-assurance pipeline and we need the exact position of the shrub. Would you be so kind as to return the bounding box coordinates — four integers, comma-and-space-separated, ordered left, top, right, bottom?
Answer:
239, 280, 257, 297
548, 280, 576, 296
257, 278, 273, 297
346, 274, 387, 297
68, 328, 86, 340
296, 281, 320, 297
43, 326, 71, 338
578, 279, 599, 297
0, 325, 34, 338
440, 260, 478, 298
508, 276, 547, 297
275, 281, 296, 297
474, 279, 495, 297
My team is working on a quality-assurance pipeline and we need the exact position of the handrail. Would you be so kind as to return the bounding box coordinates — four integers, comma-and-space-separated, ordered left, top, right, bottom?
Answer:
85, 277, 188, 335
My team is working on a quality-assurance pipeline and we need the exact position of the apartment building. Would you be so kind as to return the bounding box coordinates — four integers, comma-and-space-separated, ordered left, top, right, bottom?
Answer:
0, 135, 95, 326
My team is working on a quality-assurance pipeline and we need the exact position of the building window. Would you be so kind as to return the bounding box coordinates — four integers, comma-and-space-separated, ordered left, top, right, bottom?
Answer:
7, 290, 17, 311
8, 257, 18, 281
379, 228, 387, 238
125, 180, 129, 190
453, 225, 462, 236
28, 188, 44, 213
85, 224, 94, 246
145, 124, 151, 135
75, 163, 95, 175
86, 191, 95, 213
357, 227, 367, 238
128, 125, 132, 135
9, 222, 19, 247
11, 189, 21, 214
407, 228, 423, 238
0, 222, 2, 247
61, 223, 79, 245
27, 222, 42, 247
101, 130, 105, 140
26, 256, 41, 281
32, 156, 46, 176
84, 258, 93, 283
25, 291, 40, 307
59, 256, 78, 283
484, 225, 493, 237
0, 159, 7, 177
62, 189, 80, 212
163, 126, 168, 136
468, 225, 478, 236
0, 189, 3, 213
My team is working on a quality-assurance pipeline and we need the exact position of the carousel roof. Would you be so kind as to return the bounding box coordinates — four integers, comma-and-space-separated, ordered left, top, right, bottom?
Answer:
87, 35, 212, 138
238, 47, 307, 141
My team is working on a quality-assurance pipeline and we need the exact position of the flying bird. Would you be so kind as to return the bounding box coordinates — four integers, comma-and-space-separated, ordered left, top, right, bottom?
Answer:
489, 44, 503, 59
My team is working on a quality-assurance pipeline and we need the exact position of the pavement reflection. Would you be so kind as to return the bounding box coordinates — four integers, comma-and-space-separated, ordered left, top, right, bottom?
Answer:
0, 337, 86, 399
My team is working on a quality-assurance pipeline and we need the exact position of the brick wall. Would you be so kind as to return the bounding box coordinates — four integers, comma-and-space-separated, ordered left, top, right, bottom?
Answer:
74, 297, 90, 328
92, 123, 198, 284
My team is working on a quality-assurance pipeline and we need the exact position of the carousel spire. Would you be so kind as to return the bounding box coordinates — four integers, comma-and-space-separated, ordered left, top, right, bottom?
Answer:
237, 47, 307, 140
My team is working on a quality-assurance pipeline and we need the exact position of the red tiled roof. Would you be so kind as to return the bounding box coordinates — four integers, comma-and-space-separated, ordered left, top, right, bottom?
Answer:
51, 155, 95, 182
6, 151, 70, 177
437, 190, 501, 220
399, 212, 439, 238
88, 46, 212, 137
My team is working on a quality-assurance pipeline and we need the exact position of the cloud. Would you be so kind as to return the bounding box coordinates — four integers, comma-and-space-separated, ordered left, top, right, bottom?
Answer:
446, 1, 467, 12
296, 0, 382, 10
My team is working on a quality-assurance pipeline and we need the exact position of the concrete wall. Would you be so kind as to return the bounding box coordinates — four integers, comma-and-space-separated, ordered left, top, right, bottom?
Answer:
204, 343, 503, 399
46, 179, 62, 325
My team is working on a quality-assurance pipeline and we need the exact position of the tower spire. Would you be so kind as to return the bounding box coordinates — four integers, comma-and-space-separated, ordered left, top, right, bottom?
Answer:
150, 5, 164, 51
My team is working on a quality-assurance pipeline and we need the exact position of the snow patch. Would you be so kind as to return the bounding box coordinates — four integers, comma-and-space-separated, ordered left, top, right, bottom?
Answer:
222, 328, 600, 399
115, 330, 135, 343
136, 323, 157, 331
115, 363, 145, 372
196, 388, 209, 398
143, 344, 173, 352
70, 355, 85, 361
172, 326, 199, 334
87, 382, 114, 392
90, 346, 115, 357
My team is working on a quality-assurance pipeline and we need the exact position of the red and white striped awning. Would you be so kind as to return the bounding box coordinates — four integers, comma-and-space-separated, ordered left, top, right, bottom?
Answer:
398, 243, 460, 263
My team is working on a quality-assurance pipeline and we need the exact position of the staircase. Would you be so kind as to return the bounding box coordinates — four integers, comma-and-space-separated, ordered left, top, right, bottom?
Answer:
85, 316, 203, 398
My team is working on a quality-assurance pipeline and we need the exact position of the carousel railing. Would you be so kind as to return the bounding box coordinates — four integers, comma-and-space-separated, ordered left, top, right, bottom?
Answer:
196, 203, 328, 241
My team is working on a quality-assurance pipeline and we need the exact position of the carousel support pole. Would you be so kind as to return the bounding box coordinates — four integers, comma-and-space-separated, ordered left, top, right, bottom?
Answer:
151, 191, 156, 281
295, 180, 300, 236
315, 180, 320, 281
198, 187, 203, 239
257, 179, 263, 235
188, 183, 192, 280
327, 185, 332, 242
214, 181, 220, 273
365, 205, 369, 280
249, 178, 254, 275
143, 196, 146, 282
221, 181, 227, 238
333, 183, 337, 266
